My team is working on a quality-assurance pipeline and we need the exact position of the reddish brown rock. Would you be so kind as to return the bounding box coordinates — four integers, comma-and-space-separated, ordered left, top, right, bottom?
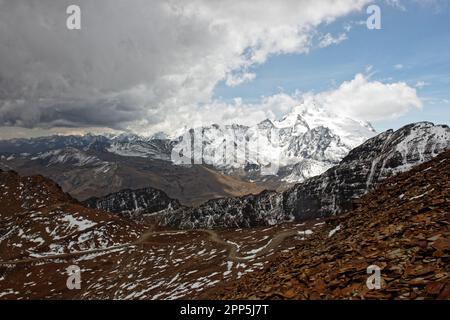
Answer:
204, 150, 450, 300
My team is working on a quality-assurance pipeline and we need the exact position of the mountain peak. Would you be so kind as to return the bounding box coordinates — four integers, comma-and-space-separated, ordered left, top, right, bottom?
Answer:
257, 119, 275, 129
150, 131, 170, 140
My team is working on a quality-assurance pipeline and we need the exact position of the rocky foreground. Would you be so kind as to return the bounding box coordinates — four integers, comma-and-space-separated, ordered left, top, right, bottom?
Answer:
203, 149, 450, 300
0, 150, 448, 300
0, 168, 323, 299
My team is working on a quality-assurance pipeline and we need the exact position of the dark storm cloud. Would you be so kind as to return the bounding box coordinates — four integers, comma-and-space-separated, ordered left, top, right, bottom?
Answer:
0, 0, 370, 135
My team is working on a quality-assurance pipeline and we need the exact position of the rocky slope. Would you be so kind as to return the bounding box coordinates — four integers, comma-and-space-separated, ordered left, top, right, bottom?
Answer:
161, 122, 450, 229
204, 149, 450, 300
84, 187, 182, 219
283, 121, 450, 220
162, 190, 286, 229
0, 168, 323, 300
0, 169, 144, 261
1, 150, 447, 300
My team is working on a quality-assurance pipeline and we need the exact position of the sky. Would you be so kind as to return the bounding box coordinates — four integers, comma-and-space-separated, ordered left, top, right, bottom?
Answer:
0, 0, 449, 139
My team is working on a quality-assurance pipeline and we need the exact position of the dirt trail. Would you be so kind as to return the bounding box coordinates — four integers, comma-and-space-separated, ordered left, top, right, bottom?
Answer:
137, 228, 300, 262
0, 228, 302, 265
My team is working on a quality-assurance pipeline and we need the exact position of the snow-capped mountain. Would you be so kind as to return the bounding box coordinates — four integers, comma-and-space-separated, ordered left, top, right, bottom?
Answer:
283, 121, 450, 220
171, 102, 376, 182
0, 138, 264, 206
106, 134, 173, 160
161, 122, 450, 229
0, 133, 172, 161
0, 103, 378, 205
30, 147, 114, 173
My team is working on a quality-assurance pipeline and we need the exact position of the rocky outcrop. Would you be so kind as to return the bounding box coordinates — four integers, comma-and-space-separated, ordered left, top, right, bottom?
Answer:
161, 190, 285, 229
84, 187, 182, 219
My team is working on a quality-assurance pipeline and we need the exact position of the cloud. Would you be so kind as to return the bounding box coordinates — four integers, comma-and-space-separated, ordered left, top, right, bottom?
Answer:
0, 73, 424, 138
385, 0, 406, 10
172, 73, 423, 130
343, 24, 353, 32
385, 0, 447, 13
225, 72, 256, 87
147, 93, 301, 137
318, 32, 348, 48
394, 64, 404, 70
0, 0, 370, 135
414, 81, 430, 89
314, 74, 423, 121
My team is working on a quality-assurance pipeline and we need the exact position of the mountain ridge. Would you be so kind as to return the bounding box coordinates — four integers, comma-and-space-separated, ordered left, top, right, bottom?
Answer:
0, 104, 377, 187
161, 121, 450, 229
84, 186, 183, 219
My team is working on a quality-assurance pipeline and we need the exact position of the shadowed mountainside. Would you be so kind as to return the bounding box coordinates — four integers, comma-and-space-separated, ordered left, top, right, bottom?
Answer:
203, 149, 450, 300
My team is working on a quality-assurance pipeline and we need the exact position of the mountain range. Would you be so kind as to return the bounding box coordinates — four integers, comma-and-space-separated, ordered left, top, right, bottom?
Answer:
1, 144, 448, 300
0, 104, 376, 207
0, 135, 263, 206
64, 121, 450, 230
172, 102, 376, 182
0, 115, 448, 300
161, 122, 449, 228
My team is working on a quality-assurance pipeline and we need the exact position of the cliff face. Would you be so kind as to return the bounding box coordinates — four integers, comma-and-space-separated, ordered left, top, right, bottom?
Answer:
283, 122, 450, 220
84, 187, 182, 219
161, 190, 285, 229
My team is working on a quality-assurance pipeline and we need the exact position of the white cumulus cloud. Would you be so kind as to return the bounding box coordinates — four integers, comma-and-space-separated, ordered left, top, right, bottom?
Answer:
178, 74, 423, 131
315, 74, 423, 121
